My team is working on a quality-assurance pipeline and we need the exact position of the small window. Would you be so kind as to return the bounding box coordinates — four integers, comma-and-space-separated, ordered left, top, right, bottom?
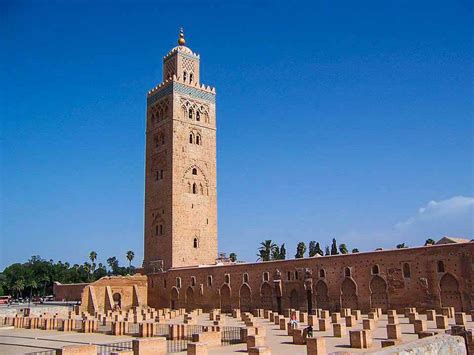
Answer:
188, 108, 193, 119
183, 71, 187, 82
207, 275, 213, 286
196, 111, 200, 121
437, 261, 445, 273
403, 263, 411, 278
372, 265, 379, 275
345, 267, 351, 277
160, 170, 163, 179
192, 183, 197, 194
154, 136, 159, 148
196, 135, 200, 145
192, 168, 197, 175
189, 134, 193, 144
164, 279, 167, 288
319, 269, 325, 278
189, 73, 193, 83
155, 225, 159, 236
263, 272, 269, 282
243, 273, 249, 283
191, 277, 196, 286
193, 238, 199, 248
295, 271, 298, 280
155, 171, 159, 181
176, 277, 181, 288
287, 271, 291, 280
159, 224, 163, 235
225, 274, 230, 284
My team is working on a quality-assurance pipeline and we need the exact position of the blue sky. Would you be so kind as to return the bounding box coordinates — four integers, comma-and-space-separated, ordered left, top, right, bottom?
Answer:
1, 1, 473, 269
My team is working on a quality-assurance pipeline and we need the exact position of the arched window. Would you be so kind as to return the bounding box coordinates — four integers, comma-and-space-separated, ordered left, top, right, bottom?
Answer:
319, 269, 325, 278
372, 265, 379, 275
196, 135, 200, 145
295, 271, 298, 280
287, 271, 291, 280
207, 275, 213, 286
176, 277, 182, 288
263, 272, 269, 282
243, 273, 249, 283
345, 267, 351, 277
225, 274, 230, 284
189, 73, 193, 83
437, 261, 445, 273
193, 238, 199, 248
192, 168, 197, 175
155, 225, 159, 236
403, 263, 411, 278
192, 183, 197, 194
188, 108, 193, 119
191, 277, 196, 286
189, 133, 193, 144
196, 111, 200, 121
183, 71, 187, 82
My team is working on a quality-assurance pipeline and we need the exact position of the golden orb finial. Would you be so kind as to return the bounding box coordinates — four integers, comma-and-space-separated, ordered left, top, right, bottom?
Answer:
178, 27, 186, 46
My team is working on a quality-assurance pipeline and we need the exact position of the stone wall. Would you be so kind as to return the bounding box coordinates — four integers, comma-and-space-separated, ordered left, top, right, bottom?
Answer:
367, 334, 466, 354
80, 275, 148, 313
148, 242, 473, 313
53, 282, 89, 301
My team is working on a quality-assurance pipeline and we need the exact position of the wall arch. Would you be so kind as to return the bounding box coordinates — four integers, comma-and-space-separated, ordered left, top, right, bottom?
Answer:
370, 275, 388, 311
315, 280, 329, 310
440, 273, 462, 311
186, 286, 195, 311
170, 287, 179, 310
341, 278, 358, 309
220, 284, 231, 313
290, 289, 299, 310
239, 284, 252, 312
260, 282, 273, 311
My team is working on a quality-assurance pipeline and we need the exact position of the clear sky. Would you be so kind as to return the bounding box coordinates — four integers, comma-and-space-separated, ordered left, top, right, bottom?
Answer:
1, 1, 473, 269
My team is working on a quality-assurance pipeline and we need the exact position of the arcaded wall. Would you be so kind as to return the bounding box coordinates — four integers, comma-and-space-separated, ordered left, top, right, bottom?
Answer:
148, 242, 473, 313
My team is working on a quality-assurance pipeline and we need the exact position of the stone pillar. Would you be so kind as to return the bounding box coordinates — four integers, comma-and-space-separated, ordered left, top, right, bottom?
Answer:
247, 335, 266, 350
57, 345, 97, 355
351, 310, 361, 320
363, 319, 375, 331
132, 337, 166, 355
414, 319, 427, 334
318, 318, 330, 331
345, 315, 356, 327
331, 312, 340, 323
436, 315, 448, 329
333, 323, 346, 337
455, 312, 466, 326
387, 324, 401, 340
349, 330, 372, 349
426, 309, 436, 321
306, 338, 326, 355
187, 342, 208, 355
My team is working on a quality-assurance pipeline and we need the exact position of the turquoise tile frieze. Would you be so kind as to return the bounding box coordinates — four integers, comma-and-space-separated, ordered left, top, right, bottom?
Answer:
148, 82, 215, 106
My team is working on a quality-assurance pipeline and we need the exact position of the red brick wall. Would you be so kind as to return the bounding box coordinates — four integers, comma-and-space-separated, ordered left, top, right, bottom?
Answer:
53, 282, 88, 301
147, 242, 474, 313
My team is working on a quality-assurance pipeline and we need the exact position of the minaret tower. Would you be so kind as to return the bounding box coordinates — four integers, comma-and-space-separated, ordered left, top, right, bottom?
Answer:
143, 29, 218, 271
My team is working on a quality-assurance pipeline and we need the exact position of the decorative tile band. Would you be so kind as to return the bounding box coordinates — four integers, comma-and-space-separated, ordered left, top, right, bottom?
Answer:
148, 82, 215, 106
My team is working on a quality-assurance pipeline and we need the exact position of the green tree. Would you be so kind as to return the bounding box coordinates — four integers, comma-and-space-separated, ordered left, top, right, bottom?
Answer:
257, 240, 277, 261
12, 279, 25, 298
89, 251, 97, 274
352, 248, 359, 253
295, 242, 307, 258
229, 253, 237, 262
279, 244, 286, 260
107, 257, 119, 275
331, 238, 339, 255
396, 243, 408, 249
339, 243, 348, 254
424, 238, 435, 246
126, 250, 135, 268
309, 241, 323, 257
325, 246, 330, 256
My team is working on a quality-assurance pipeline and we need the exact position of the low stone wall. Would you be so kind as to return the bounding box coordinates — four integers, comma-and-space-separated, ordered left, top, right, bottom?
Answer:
0, 305, 73, 317
367, 334, 466, 355
54, 282, 89, 301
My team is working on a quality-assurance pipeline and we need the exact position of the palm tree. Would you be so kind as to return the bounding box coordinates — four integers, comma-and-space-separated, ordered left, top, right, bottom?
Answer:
107, 257, 118, 275
126, 251, 135, 268
257, 240, 277, 261
12, 279, 25, 299
89, 251, 97, 275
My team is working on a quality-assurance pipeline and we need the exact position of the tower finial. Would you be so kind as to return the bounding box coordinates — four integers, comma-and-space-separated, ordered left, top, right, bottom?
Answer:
178, 27, 186, 46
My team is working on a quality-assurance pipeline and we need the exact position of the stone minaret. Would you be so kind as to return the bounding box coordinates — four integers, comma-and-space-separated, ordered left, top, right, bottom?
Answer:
143, 29, 217, 271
